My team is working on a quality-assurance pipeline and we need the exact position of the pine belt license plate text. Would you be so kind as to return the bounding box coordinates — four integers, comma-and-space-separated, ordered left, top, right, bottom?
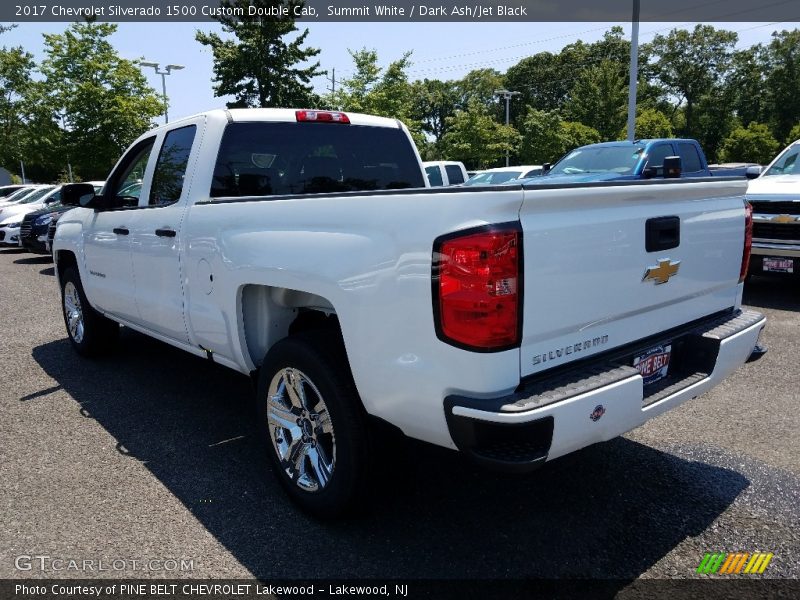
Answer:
763, 257, 794, 273
633, 344, 671, 386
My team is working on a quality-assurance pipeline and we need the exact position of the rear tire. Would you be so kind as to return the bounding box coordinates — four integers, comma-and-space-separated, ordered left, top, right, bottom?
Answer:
255, 331, 371, 518
60, 266, 119, 357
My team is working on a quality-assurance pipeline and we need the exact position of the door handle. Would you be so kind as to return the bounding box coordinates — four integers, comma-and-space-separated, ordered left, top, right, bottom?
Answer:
645, 216, 680, 252
112, 227, 129, 235
155, 228, 177, 238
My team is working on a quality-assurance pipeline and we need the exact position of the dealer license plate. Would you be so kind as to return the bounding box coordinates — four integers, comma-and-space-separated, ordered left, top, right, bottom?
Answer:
762, 257, 794, 273
633, 344, 671, 386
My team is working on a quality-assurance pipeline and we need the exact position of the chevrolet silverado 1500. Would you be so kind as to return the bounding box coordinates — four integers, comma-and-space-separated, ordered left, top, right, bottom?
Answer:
53, 109, 765, 516
745, 138, 800, 276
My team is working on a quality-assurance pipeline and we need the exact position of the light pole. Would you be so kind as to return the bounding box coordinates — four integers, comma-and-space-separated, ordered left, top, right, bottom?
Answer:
494, 88, 521, 167
626, 0, 641, 141
58, 112, 73, 182
140, 61, 185, 124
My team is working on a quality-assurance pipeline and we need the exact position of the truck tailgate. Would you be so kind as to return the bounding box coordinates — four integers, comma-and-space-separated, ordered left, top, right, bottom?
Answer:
519, 180, 747, 378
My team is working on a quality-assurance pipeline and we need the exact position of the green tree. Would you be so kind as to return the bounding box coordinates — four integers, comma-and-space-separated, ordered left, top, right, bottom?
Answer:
455, 68, 504, 112
409, 78, 459, 145
618, 107, 674, 140
196, 0, 323, 108
0, 46, 35, 173
647, 25, 738, 136
719, 123, 780, 164
331, 48, 425, 149
762, 29, 800, 143
786, 124, 800, 144
440, 99, 520, 169
729, 46, 766, 127
564, 60, 627, 140
518, 108, 600, 164
39, 22, 163, 179
561, 121, 601, 150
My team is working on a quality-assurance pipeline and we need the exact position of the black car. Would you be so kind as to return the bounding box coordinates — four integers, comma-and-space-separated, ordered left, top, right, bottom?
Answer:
20, 203, 71, 254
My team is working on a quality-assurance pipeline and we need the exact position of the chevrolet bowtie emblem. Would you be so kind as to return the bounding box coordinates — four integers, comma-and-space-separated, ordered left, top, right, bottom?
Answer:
772, 214, 797, 223
643, 259, 680, 285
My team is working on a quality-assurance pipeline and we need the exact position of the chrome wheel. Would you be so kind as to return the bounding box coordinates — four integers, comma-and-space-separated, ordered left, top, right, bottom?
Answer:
267, 367, 335, 492
63, 281, 85, 344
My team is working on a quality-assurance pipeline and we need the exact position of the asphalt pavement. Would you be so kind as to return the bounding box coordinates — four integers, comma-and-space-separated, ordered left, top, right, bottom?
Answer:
0, 247, 798, 588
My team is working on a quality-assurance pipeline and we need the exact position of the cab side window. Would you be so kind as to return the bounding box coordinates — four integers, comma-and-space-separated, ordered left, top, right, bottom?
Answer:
150, 125, 197, 206
106, 138, 155, 207
677, 143, 703, 173
646, 144, 674, 169
445, 165, 464, 185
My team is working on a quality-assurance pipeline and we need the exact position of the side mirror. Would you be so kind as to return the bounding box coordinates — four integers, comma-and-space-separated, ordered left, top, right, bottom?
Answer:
663, 156, 682, 178
542, 163, 551, 174
746, 165, 762, 179
61, 183, 101, 208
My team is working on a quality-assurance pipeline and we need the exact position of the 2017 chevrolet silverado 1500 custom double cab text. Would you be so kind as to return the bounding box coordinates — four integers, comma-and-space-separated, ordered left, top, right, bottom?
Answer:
53, 109, 766, 517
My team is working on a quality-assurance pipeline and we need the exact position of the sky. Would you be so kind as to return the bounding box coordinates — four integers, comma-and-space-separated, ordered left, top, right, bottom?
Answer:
1, 20, 794, 124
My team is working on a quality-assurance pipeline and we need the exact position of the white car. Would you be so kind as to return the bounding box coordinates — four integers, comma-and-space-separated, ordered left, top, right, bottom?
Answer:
422, 161, 468, 186
0, 213, 24, 245
0, 185, 53, 207
0, 186, 61, 219
464, 165, 543, 186
0, 186, 59, 245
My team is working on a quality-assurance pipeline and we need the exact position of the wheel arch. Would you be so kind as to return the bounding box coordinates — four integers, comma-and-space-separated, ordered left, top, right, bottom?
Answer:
54, 250, 78, 285
239, 283, 341, 372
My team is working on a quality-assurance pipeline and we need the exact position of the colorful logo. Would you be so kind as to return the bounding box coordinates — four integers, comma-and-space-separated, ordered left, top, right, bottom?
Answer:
589, 404, 605, 422
696, 552, 773, 574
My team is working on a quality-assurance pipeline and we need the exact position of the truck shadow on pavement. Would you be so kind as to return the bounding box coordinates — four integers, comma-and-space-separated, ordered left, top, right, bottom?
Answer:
32, 331, 749, 582
743, 276, 800, 311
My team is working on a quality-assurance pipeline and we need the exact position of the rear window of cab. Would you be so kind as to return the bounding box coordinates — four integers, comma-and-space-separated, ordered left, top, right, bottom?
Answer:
211, 122, 426, 197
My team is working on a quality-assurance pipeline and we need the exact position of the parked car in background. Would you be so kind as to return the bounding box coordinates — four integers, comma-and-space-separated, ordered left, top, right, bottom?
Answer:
526, 139, 760, 185
0, 185, 60, 218
744, 139, 800, 277
21, 183, 104, 255
0, 185, 56, 217
423, 161, 468, 186
0, 186, 58, 245
0, 185, 26, 198
464, 165, 542, 186
0, 213, 24, 245
0, 185, 45, 206
709, 162, 762, 176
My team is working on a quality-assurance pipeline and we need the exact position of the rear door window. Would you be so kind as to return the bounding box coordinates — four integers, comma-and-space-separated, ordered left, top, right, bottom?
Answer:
211, 122, 426, 198
677, 143, 703, 173
425, 165, 443, 187
444, 164, 464, 185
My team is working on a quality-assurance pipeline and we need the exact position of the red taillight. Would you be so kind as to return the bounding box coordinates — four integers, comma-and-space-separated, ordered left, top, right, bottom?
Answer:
740, 201, 753, 282
295, 110, 350, 124
433, 225, 522, 351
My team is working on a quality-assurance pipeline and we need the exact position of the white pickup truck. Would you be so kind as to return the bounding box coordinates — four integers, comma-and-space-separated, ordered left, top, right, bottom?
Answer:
745, 139, 800, 276
53, 108, 766, 517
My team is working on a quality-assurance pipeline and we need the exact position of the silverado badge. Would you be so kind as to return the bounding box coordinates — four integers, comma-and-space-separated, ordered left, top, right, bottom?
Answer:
643, 259, 680, 285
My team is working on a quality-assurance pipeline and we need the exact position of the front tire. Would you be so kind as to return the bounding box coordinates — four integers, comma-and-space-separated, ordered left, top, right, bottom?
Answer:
256, 332, 371, 518
60, 266, 119, 357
